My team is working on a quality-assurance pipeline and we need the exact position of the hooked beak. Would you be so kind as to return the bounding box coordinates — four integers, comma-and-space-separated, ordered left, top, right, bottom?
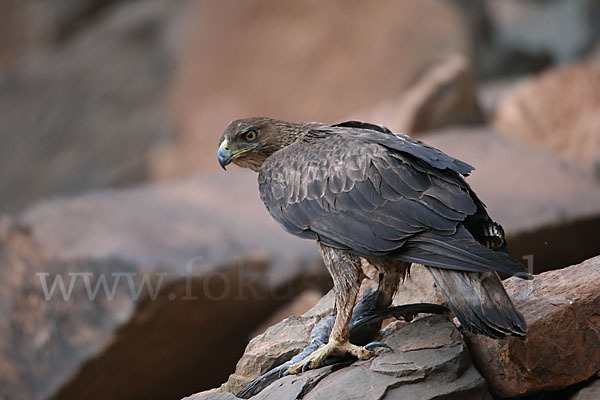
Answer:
218, 140, 233, 170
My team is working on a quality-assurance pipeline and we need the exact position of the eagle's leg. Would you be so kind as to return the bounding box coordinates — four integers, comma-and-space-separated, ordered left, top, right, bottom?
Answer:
367, 259, 410, 309
287, 243, 370, 374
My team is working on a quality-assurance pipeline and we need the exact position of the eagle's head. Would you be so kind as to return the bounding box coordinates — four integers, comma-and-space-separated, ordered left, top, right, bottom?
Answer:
217, 117, 318, 172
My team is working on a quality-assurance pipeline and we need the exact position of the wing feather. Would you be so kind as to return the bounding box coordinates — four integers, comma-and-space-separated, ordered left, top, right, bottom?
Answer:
258, 127, 527, 277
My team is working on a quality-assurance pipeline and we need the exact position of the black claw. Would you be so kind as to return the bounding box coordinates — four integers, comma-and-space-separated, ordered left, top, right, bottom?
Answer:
279, 369, 289, 378
365, 341, 393, 352
302, 360, 313, 372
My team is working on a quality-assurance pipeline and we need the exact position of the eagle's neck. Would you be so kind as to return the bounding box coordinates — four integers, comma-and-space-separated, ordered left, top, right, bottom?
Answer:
277, 121, 324, 147
235, 120, 324, 172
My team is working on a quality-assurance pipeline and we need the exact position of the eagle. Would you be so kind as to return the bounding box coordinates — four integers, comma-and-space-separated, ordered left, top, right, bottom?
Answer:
218, 117, 530, 374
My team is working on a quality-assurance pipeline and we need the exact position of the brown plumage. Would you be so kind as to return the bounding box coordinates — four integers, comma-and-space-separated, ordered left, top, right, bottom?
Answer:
218, 117, 530, 373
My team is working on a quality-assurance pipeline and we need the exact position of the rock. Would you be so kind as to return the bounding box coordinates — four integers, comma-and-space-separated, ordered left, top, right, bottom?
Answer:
493, 62, 600, 172
20, 170, 320, 278
0, 216, 141, 400
250, 289, 324, 339
571, 378, 600, 400
424, 127, 600, 273
219, 291, 336, 394
0, 0, 139, 66
0, 0, 189, 213
485, 0, 599, 66
182, 392, 238, 400
467, 256, 600, 398
190, 314, 491, 400
154, 0, 473, 177
4, 171, 329, 400
477, 77, 519, 120
351, 54, 483, 134
392, 264, 446, 308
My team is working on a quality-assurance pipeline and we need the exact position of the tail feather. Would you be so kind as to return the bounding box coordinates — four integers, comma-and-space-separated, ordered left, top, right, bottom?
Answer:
398, 225, 531, 279
426, 267, 527, 338
395, 224, 528, 338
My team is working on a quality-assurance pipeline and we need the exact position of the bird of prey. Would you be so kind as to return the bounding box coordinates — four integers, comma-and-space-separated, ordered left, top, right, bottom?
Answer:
217, 117, 530, 374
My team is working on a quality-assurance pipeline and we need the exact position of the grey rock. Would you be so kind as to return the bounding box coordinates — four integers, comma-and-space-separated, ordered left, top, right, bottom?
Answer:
220, 291, 336, 394
0, 0, 189, 213
571, 378, 600, 400
486, 0, 598, 64
194, 315, 491, 400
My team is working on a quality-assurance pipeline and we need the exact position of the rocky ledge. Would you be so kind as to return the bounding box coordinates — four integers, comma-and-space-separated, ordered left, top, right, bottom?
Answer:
186, 314, 492, 400
186, 255, 600, 399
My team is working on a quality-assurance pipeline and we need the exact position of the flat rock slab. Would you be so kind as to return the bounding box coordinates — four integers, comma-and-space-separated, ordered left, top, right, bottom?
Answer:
467, 256, 600, 398
187, 315, 491, 400
20, 170, 318, 278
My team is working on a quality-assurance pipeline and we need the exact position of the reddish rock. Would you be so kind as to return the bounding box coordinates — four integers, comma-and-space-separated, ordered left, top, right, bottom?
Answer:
5, 171, 329, 400
493, 62, 600, 171
0, 216, 141, 400
20, 171, 320, 276
467, 256, 600, 398
392, 264, 446, 308
352, 54, 483, 134
156, 0, 472, 177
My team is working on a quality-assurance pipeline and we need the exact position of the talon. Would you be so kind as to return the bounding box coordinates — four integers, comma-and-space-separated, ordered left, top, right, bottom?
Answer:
286, 339, 376, 374
403, 313, 416, 322
364, 341, 393, 352
302, 360, 313, 372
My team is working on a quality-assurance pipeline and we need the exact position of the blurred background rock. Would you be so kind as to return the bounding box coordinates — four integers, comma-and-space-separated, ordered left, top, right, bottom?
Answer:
0, 1, 599, 400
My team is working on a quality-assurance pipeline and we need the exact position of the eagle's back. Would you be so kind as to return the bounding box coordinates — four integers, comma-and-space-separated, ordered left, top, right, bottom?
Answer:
258, 125, 527, 277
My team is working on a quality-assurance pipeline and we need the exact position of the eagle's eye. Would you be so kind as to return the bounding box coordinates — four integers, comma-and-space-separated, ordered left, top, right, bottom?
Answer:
244, 130, 257, 142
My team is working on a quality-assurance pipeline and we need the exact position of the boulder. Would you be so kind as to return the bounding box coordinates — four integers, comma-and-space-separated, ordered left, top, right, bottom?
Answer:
0, 0, 140, 66
188, 314, 491, 400
467, 256, 600, 398
3, 171, 329, 400
0, 0, 189, 213
479, 0, 599, 77
493, 62, 600, 172
154, 0, 473, 177
351, 54, 483, 134
0, 216, 142, 400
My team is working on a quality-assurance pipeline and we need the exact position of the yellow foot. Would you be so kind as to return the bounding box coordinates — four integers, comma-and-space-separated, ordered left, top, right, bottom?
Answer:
287, 339, 374, 374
